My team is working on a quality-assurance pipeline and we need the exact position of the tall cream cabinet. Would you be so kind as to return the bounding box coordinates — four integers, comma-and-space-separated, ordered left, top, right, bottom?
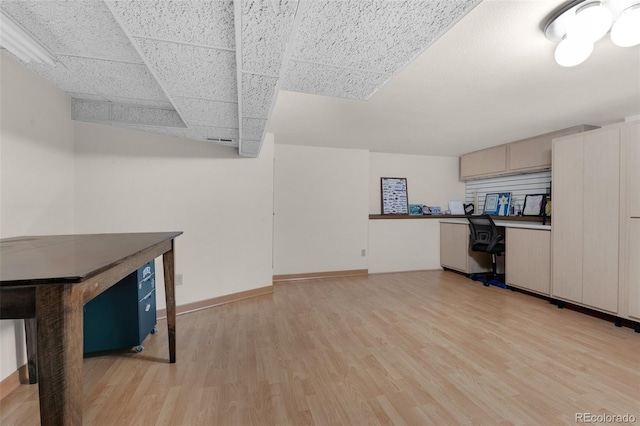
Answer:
552, 121, 639, 326
623, 121, 640, 323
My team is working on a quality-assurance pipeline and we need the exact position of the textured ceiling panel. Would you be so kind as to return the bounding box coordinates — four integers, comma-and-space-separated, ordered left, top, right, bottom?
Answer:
60, 55, 169, 101
282, 60, 389, 99
173, 97, 238, 128
239, 139, 261, 157
71, 99, 185, 128
241, 0, 298, 75
72, 100, 111, 122
291, 0, 479, 74
21, 60, 99, 95
0, 1, 142, 63
109, 0, 235, 49
135, 38, 237, 101
69, 93, 108, 102
242, 73, 278, 118
242, 117, 267, 140
103, 96, 173, 109
112, 124, 239, 147
111, 104, 186, 127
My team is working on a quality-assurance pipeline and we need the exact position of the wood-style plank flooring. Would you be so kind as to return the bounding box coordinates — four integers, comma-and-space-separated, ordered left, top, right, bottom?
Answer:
1, 270, 639, 425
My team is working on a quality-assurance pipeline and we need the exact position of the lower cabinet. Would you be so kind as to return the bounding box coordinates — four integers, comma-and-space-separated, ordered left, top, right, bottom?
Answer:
83, 261, 157, 353
440, 222, 492, 273
627, 219, 640, 320
505, 228, 551, 295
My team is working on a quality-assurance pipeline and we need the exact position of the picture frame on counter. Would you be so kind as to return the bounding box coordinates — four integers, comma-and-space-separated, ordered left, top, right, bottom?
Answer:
380, 177, 409, 215
523, 194, 546, 216
484, 192, 511, 216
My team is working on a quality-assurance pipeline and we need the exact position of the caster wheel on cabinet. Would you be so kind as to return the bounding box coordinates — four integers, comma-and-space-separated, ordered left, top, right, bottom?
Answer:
134, 345, 144, 353
150, 326, 158, 335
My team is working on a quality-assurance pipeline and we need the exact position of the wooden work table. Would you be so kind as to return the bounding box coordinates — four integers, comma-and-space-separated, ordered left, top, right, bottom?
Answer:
0, 232, 182, 425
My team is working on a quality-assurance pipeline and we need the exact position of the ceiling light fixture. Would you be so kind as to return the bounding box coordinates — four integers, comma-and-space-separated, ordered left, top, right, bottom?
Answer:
0, 10, 56, 65
544, 0, 640, 67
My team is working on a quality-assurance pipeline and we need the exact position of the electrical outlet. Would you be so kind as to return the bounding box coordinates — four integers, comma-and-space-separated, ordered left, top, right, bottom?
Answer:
175, 273, 183, 286
361, 249, 366, 257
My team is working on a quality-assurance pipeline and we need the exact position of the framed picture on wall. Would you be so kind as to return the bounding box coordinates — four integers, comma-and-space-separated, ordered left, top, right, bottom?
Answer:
381, 177, 408, 214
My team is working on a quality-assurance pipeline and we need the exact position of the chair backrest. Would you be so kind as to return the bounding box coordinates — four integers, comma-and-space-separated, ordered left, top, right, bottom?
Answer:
467, 215, 501, 252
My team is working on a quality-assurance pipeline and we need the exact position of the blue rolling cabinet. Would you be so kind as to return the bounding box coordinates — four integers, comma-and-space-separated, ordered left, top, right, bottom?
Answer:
83, 261, 157, 353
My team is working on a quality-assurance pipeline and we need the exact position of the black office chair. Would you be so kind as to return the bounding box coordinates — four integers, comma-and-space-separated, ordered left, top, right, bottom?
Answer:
467, 215, 505, 286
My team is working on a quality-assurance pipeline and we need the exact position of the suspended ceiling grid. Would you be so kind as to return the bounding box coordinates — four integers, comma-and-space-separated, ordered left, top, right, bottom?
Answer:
0, 0, 480, 158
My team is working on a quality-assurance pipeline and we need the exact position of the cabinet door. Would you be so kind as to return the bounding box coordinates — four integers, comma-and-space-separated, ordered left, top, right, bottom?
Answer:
626, 121, 640, 218
627, 219, 640, 320
552, 135, 584, 302
460, 145, 507, 179
440, 223, 469, 272
506, 228, 551, 295
509, 136, 551, 172
582, 129, 619, 313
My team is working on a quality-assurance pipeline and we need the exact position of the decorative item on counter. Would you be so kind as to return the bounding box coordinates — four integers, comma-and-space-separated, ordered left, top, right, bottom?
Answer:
449, 200, 465, 215
484, 192, 511, 216
523, 194, 546, 216
380, 177, 409, 215
430, 206, 442, 215
409, 204, 423, 216
464, 203, 475, 215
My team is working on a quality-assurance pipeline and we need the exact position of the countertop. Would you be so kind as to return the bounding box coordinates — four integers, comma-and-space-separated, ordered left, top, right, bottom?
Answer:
439, 218, 551, 230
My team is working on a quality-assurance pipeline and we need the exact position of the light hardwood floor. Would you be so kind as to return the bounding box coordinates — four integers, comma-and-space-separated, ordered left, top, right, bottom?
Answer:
2, 270, 639, 425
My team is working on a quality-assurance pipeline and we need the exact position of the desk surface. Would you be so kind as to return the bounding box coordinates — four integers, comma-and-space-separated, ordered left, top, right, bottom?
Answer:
0, 232, 182, 286
440, 218, 551, 230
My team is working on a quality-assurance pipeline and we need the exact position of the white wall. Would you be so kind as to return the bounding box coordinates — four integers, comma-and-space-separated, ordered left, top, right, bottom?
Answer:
0, 53, 75, 381
369, 152, 464, 214
368, 152, 464, 273
273, 145, 368, 275
74, 123, 275, 308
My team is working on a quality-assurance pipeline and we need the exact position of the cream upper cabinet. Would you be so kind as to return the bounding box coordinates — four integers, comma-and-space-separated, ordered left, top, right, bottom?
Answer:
460, 125, 598, 180
460, 145, 507, 179
551, 128, 620, 314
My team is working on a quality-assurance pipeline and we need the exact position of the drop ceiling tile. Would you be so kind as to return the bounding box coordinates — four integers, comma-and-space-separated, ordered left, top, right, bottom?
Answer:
72, 100, 110, 122
22, 60, 99, 95
0, 1, 142, 62
282, 61, 389, 100
242, 73, 278, 118
241, 0, 298, 75
109, 0, 235, 49
110, 104, 185, 127
103, 96, 173, 109
134, 38, 236, 101
112, 124, 239, 146
292, 0, 479, 74
60, 55, 169, 101
173, 97, 238, 128
239, 139, 262, 157
69, 93, 109, 102
71, 99, 185, 128
242, 117, 267, 140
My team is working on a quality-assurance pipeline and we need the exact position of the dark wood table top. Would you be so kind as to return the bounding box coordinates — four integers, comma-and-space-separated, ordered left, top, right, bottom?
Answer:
0, 232, 182, 287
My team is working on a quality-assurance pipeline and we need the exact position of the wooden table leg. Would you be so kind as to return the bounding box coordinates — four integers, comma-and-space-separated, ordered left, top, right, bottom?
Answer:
24, 318, 38, 384
163, 241, 177, 363
36, 285, 83, 426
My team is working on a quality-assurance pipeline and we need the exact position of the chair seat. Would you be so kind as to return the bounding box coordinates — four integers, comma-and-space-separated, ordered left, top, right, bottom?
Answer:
471, 242, 505, 253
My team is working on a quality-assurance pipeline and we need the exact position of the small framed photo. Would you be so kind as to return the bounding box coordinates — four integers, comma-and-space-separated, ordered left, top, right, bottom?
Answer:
409, 204, 423, 216
523, 194, 546, 216
484, 192, 511, 216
